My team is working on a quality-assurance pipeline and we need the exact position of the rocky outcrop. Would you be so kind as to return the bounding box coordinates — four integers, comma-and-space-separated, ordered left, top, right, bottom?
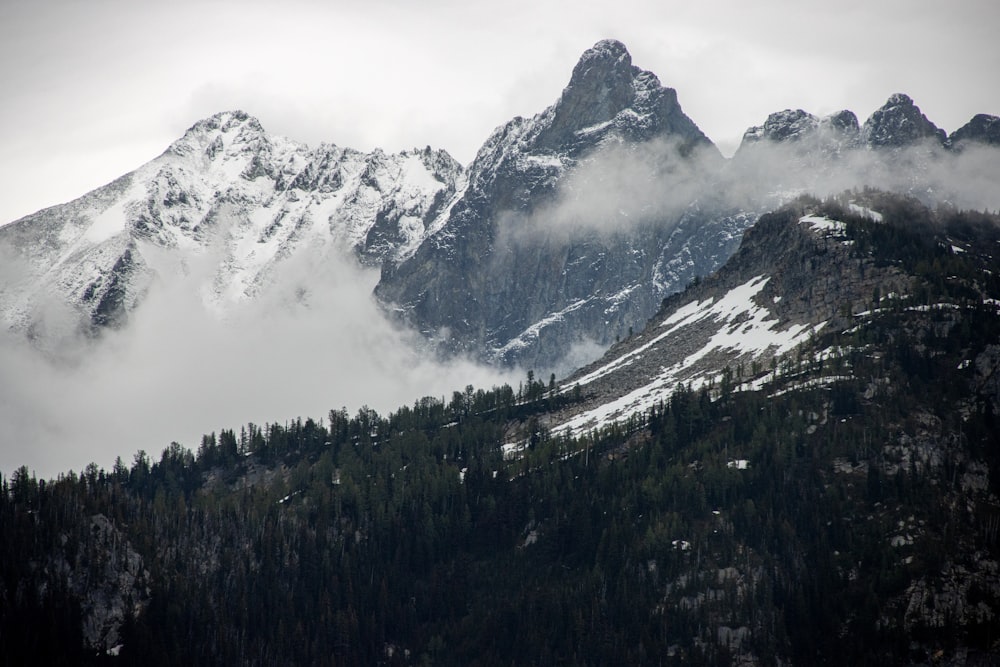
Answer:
545, 194, 915, 436
860, 93, 947, 149
375, 40, 746, 373
737, 108, 860, 155
950, 113, 1000, 149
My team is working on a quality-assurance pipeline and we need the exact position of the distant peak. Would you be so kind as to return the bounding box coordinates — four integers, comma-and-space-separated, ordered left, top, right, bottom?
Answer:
568, 39, 635, 89
885, 93, 914, 107
525, 38, 713, 154
822, 109, 859, 133
164, 110, 267, 159
862, 93, 945, 148
578, 39, 630, 64
187, 110, 265, 136
950, 113, 1000, 148
740, 109, 817, 145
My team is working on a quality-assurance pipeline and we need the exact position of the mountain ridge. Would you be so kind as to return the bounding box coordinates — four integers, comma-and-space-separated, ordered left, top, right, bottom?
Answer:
4, 189, 999, 665
2, 40, 998, 378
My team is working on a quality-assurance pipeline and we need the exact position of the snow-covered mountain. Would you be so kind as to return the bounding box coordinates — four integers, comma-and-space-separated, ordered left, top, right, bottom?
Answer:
0, 110, 461, 339
2, 39, 998, 380
375, 39, 753, 374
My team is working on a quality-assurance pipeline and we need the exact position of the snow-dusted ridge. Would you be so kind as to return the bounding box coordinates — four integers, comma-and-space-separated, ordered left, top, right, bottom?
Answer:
553, 274, 825, 437
0, 110, 464, 334
515, 195, 917, 451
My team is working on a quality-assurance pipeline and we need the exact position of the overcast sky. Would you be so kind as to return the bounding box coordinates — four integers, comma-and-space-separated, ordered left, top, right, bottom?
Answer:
1, 0, 998, 224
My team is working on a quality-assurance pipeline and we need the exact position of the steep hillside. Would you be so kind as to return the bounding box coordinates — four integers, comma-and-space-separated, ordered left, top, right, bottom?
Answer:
3, 191, 999, 665
375, 39, 752, 373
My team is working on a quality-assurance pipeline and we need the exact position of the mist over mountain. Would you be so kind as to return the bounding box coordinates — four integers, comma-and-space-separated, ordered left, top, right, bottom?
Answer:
3, 35, 1000, 664
1, 38, 998, 483
4, 188, 1000, 664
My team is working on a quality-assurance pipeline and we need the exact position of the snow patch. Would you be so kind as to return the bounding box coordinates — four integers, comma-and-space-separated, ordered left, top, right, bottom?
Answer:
556, 275, 825, 436
800, 214, 846, 236
848, 203, 883, 222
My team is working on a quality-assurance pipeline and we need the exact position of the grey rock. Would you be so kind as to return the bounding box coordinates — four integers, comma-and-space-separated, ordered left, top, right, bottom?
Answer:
375, 40, 740, 374
949, 113, 1000, 149
861, 93, 947, 148
735, 108, 860, 164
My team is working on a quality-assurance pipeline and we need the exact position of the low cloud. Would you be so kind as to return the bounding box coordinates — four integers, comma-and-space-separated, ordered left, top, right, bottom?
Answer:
722, 140, 1000, 213
500, 137, 722, 244
0, 246, 515, 480
499, 132, 1000, 249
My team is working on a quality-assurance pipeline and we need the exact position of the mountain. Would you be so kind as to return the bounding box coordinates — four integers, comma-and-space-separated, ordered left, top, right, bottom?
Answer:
860, 93, 948, 148
538, 190, 990, 438
736, 108, 860, 157
0, 110, 461, 341
375, 39, 752, 373
728, 95, 1000, 222
4, 190, 999, 665
375, 56, 1000, 375
950, 113, 1000, 149
2, 39, 997, 380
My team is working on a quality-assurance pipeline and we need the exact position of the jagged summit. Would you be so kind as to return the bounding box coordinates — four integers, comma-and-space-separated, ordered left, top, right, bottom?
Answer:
163, 109, 276, 163
738, 108, 859, 148
950, 113, 1000, 148
374, 39, 734, 372
568, 39, 633, 86
734, 108, 860, 163
532, 39, 714, 154
0, 106, 463, 336
861, 93, 946, 148
188, 109, 263, 134
823, 109, 861, 134
743, 109, 816, 143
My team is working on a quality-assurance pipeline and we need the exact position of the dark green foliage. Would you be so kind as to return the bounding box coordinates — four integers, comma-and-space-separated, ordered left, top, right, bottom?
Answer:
3, 195, 1000, 664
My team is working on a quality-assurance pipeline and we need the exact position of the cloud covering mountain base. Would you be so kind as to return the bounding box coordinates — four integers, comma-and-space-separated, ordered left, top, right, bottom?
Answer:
0, 249, 513, 480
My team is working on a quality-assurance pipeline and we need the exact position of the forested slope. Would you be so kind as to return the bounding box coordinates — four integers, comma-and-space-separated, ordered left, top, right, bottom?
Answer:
3, 193, 1000, 665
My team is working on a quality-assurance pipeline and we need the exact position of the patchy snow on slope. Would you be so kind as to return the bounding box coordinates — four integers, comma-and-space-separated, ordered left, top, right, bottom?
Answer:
494, 298, 591, 357
571, 296, 717, 388
848, 203, 883, 222
556, 275, 825, 436
400, 154, 443, 193
800, 214, 846, 236
520, 154, 567, 170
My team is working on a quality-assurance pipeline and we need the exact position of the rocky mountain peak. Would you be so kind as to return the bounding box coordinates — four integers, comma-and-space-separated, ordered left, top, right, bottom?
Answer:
166, 110, 269, 159
949, 113, 1000, 148
740, 109, 817, 144
735, 108, 859, 161
564, 39, 635, 98
819, 109, 860, 135
533, 40, 711, 153
861, 93, 946, 148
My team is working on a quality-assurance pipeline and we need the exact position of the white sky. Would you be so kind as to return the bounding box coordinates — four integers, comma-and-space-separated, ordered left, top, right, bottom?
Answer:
1, 0, 998, 225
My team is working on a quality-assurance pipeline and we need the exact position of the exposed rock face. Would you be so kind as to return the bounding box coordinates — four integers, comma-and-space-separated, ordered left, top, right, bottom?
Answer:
4, 41, 999, 381
533, 39, 714, 154
70, 514, 149, 653
38, 513, 149, 654
860, 93, 947, 148
950, 113, 1000, 148
375, 40, 748, 374
545, 195, 913, 436
738, 108, 860, 153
